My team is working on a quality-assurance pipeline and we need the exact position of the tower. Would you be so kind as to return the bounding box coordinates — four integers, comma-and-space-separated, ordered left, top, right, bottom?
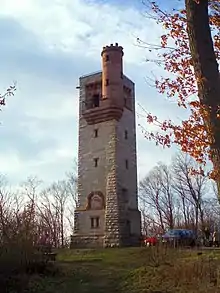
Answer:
71, 43, 141, 248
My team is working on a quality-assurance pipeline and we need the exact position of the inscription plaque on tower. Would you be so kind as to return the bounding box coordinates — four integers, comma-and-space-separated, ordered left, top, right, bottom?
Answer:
87, 192, 104, 210
90, 194, 103, 210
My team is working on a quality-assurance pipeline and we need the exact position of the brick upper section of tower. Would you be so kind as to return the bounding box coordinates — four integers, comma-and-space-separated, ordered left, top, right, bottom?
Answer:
101, 43, 124, 56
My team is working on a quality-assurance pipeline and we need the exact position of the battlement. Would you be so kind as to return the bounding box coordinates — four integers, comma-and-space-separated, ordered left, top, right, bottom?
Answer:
101, 43, 124, 56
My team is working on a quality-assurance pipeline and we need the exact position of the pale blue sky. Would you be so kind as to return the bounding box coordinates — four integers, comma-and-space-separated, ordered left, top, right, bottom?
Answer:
0, 0, 185, 186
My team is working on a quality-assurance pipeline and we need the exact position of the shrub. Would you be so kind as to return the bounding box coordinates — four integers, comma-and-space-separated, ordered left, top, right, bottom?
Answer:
0, 240, 58, 293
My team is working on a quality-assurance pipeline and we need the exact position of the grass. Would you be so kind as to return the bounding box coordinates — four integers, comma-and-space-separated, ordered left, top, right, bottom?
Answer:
25, 246, 220, 293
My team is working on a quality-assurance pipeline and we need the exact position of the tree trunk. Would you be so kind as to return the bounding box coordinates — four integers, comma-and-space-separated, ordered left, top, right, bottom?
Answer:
198, 202, 204, 230
181, 195, 188, 227
155, 194, 165, 231
61, 207, 64, 248
195, 204, 199, 237
185, 0, 220, 198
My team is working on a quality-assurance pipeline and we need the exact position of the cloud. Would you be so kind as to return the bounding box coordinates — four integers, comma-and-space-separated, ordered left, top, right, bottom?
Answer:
0, 0, 181, 186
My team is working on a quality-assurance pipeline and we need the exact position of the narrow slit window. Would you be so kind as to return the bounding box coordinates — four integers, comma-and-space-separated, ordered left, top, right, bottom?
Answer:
105, 79, 109, 86
96, 217, 100, 228
92, 94, 99, 107
94, 158, 99, 167
122, 188, 128, 203
105, 55, 109, 62
91, 217, 100, 228
94, 129, 98, 138
91, 217, 94, 228
125, 159, 129, 170
125, 130, 128, 140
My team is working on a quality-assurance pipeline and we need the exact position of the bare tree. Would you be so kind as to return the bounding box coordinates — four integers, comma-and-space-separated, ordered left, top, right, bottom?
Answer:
159, 164, 176, 229
139, 152, 215, 237
172, 153, 208, 234
0, 175, 14, 243
65, 162, 78, 234
202, 184, 220, 230
0, 163, 78, 249
19, 176, 42, 245
50, 181, 69, 247
38, 180, 71, 248
139, 163, 177, 232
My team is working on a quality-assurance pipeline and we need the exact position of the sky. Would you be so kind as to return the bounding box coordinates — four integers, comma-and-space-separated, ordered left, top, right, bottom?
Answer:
0, 0, 185, 187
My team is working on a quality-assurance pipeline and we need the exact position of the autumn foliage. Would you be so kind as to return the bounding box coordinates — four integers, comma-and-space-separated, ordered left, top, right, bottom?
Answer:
140, 1, 220, 178
0, 85, 16, 112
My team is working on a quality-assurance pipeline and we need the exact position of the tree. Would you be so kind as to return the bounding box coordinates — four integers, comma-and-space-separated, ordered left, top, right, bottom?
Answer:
0, 85, 16, 112
139, 1, 220, 195
65, 160, 78, 234
0, 175, 14, 243
19, 176, 42, 245
48, 181, 69, 248
0, 175, 61, 292
38, 182, 68, 248
38, 168, 77, 248
139, 152, 211, 235
0, 162, 78, 250
139, 163, 177, 232
172, 153, 208, 234
185, 0, 220, 193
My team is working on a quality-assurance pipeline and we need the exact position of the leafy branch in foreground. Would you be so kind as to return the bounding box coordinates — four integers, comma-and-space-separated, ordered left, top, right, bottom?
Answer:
0, 84, 16, 111
140, 1, 220, 186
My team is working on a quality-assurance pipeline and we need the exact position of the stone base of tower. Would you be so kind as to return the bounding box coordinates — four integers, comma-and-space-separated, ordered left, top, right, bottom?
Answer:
70, 233, 140, 249
103, 229, 121, 248
120, 209, 142, 247
71, 198, 141, 249
103, 234, 140, 248
104, 209, 142, 248
70, 234, 104, 249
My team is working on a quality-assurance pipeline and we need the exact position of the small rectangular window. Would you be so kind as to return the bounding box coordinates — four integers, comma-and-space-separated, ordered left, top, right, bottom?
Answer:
92, 94, 99, 108
105, 55, 109, 62
125, 130, 128, 140
105, 79, 109, 86
122, 188, 128, 203
91, 217, 100, 228
91, 217, 94, 228
94, 129, 98, 138
125, 159, 129, 169
126, 220, 131, 235
94, 158, 99, 167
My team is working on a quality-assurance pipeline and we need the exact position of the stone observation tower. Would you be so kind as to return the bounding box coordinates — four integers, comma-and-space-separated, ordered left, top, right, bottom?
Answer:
71, 43, 141, 248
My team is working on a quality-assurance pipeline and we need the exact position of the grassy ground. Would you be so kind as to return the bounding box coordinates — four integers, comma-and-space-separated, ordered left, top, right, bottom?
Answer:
26, 246, 220, 293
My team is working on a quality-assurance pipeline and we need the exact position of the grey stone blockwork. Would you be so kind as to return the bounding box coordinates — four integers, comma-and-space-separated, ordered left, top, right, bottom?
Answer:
104, 120, 121, 247
71, 71, 141, 248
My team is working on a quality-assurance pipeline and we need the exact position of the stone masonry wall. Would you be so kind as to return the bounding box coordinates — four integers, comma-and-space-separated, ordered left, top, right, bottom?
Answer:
76, 72, 123, 246
73, 70, 141, 248
70, 235, 104, 248
77, 73, 104, 209
104, 119, 121, 247
114, 77, 141, 245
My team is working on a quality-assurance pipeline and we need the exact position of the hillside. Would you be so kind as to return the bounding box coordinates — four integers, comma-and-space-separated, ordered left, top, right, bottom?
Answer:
24, 246, 220, 293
